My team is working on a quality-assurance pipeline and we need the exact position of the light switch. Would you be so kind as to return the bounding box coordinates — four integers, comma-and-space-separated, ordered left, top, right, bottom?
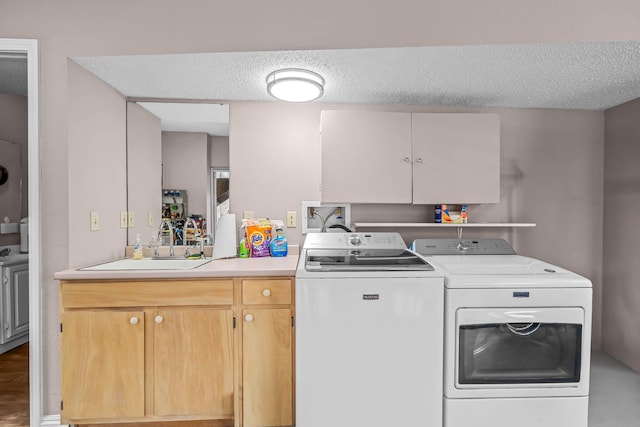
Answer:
148, 211, 154, 227
120, 211, 128, 228
286, 211, 297, 228
128, 211, 135, 228
90, 211, 100, 231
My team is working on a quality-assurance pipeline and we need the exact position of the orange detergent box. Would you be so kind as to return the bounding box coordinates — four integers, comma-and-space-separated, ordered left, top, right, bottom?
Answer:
440, 204, 468, 224
245, 219, 273, 257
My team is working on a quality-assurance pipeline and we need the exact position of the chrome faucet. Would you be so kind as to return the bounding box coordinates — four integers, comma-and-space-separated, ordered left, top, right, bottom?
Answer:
0, 247, 10, 257
155, 219, 175, 257
183, 218, 202, 258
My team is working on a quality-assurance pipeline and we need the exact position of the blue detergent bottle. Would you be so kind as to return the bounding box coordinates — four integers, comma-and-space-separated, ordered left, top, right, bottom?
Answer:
270, 227, 288, 257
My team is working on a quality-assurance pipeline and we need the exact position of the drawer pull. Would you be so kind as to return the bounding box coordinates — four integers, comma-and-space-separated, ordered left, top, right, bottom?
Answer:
262, 288, 272, 297
129, 316, 139, 325
155, 315, 164, 324
245, 314, 254, 322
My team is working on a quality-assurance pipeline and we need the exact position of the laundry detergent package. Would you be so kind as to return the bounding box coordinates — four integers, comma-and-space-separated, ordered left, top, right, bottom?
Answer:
439, 204, 468, 224
246, 219, 273, 257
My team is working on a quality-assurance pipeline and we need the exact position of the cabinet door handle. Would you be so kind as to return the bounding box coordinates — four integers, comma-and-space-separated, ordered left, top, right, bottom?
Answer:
403, 157, 411, 163
155, 315, 164, 324
262, 288, 272, 297
415, 158, 423, 163
129, 316, 139, 325
245, 314, 254, 322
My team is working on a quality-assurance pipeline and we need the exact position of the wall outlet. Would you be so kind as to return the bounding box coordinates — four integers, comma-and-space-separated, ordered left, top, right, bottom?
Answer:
120, 211, 128, 228
148, 211, 154, 227
286, 211, 297, 228
128, 211, 135, 228
243, 211, 254, 219
90, 211, 100, 231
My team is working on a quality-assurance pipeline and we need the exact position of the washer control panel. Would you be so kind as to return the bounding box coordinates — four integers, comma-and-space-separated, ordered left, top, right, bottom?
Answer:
412, 238, 517, 255
303, 232, 407, 250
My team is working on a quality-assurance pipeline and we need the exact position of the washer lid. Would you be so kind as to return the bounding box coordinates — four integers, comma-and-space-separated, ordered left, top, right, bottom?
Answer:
305, 248, 434, 272
429, 255, 565, 275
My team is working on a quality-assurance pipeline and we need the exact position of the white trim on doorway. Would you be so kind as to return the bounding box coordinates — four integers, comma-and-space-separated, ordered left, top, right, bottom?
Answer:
40, 414, 67, 427
0, 38, 41, 427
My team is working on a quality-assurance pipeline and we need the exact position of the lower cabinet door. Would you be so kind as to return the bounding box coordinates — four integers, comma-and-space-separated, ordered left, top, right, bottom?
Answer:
61, 309, 145, 421
242, 308, 293, 427
153, 307, 234, 418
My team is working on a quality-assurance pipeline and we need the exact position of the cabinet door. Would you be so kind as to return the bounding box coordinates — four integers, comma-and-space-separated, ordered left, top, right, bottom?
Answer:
412, 113, 500, 204
321, 110, 413, 203
61, 310, 145, 421
4, 262, 29, 340
243, 308, 293, 427
153, 307, 234, 418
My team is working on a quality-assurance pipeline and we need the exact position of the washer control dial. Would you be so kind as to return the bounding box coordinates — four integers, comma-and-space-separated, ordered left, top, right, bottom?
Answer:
349, 235, 362, 246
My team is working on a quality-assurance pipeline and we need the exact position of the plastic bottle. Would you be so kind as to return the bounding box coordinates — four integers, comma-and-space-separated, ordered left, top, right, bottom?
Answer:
238, 220, 250, 258
270, 227, 288, 257
133, 233, 143, 259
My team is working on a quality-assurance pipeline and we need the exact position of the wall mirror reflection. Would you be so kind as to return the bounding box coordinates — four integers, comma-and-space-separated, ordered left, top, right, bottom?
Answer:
126, 101, 229, 247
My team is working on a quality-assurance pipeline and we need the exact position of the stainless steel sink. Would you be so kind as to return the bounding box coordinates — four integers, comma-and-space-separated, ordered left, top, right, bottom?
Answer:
80, 257, 212, 271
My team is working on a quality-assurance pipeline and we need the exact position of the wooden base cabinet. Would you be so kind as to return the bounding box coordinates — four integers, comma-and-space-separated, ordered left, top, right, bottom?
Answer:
239, 279, 294, 427
60, 277, 295, 427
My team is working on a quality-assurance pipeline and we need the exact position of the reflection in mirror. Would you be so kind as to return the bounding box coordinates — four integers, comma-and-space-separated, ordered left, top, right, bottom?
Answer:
211, 168, 230, 242
126, 102, 229, 246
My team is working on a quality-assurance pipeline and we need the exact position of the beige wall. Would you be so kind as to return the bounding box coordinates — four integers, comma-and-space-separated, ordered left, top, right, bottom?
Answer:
230, 103, 605, 350
127, 102, 162, 244
209, 135, 229, 168
2, 0, 638, 416
603, 98, 640, 372
67, 60, 127, 267
162, 132, 209, 219
0, 94, 27, 247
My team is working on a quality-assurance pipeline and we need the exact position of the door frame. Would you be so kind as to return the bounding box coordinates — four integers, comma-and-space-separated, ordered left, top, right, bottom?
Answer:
0, 38, 41, 427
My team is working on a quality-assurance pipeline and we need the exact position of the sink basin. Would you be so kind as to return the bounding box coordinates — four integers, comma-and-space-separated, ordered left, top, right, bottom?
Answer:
80, 257, 212, 271
0, 253, 29, 266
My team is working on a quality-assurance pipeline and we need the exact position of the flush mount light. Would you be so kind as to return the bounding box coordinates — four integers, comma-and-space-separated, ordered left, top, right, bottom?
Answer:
266, 68, 325, 102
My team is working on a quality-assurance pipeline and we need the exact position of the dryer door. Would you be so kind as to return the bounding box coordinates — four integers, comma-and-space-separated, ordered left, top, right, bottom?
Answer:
455, 308, 583, 388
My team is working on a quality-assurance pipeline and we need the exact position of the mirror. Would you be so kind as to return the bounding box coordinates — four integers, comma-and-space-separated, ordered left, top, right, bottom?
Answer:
126, 102, 229, 246
211, 168, 230, 242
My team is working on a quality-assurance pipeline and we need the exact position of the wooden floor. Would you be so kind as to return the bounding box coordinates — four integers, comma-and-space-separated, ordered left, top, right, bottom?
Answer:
0, 343, 29, 427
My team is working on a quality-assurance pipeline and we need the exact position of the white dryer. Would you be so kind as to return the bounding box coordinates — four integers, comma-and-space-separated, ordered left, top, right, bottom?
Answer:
296, 233, 444, 427
412, 238, 592, 427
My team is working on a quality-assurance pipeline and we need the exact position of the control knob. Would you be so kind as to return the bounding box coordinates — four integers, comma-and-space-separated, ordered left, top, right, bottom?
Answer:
349, 235, 362, 246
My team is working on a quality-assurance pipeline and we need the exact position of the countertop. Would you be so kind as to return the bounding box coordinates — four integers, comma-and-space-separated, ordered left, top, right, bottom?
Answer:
54, 251, 300, 281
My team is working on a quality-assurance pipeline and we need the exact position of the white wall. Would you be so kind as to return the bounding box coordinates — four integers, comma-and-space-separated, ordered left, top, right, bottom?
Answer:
67, 60, 127, 267
209, 135, 229, 168
162, 132, 209, 218
0, 94, 27, 247
127, 102, 162, 244
230, 102, 604, 348
603, 97, 640, 372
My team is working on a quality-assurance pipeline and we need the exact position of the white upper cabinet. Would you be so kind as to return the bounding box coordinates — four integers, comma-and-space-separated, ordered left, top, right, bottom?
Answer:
320, 110, 500, 204
320, 110, 413, 203
411, 113, 500, 204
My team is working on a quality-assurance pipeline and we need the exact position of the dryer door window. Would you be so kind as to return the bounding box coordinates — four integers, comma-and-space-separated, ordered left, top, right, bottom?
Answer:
456, 308, 584, 386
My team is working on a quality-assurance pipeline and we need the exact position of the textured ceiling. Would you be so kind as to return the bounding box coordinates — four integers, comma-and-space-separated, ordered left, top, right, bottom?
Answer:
74, 41, 640, 111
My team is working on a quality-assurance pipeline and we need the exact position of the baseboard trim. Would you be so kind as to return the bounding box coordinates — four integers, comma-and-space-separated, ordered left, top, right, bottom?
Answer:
41, 414, 68, 427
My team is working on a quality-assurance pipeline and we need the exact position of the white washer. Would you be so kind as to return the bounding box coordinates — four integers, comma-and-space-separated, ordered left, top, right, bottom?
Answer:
412, 238, 592, 427
296, 233, 444, 427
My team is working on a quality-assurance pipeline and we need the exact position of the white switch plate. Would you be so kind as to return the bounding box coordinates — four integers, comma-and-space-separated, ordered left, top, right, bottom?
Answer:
243, 211, 254, 219
90, 211, 100, 231
128, 211, 135, 228
148, 211, 154, 227
286, 211, 296, 228
120, 211, 128, 228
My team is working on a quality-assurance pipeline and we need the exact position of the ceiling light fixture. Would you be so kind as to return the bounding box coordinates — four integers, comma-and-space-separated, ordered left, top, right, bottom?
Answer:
266, 68, 325, 102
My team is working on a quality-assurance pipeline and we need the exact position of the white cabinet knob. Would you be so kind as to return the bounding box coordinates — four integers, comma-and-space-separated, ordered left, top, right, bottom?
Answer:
245, 314, 254, 322
262, 288, 272, 297
415, 158, 423, 163
155, 315, 164, 324
403, 157, 411, 162
129, 316, 139, 325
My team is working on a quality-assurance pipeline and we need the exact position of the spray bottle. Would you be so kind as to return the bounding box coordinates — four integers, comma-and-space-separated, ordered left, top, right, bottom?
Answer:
270, 220, 288, 257
238, 219, 250, 258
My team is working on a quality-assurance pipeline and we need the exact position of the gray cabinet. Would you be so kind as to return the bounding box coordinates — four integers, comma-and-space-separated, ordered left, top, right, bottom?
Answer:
1, 259, 29, 353
320, 111, 500, 204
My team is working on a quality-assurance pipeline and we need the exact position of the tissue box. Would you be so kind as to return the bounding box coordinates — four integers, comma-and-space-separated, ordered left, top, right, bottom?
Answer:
0, 222, 19, 234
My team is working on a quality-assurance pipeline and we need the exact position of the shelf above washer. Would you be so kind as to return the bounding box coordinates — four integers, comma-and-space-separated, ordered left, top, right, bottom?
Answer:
351, 222, 536, 229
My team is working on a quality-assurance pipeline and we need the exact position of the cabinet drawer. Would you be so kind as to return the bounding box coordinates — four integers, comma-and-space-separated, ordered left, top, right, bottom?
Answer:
242, 279, 292, 305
